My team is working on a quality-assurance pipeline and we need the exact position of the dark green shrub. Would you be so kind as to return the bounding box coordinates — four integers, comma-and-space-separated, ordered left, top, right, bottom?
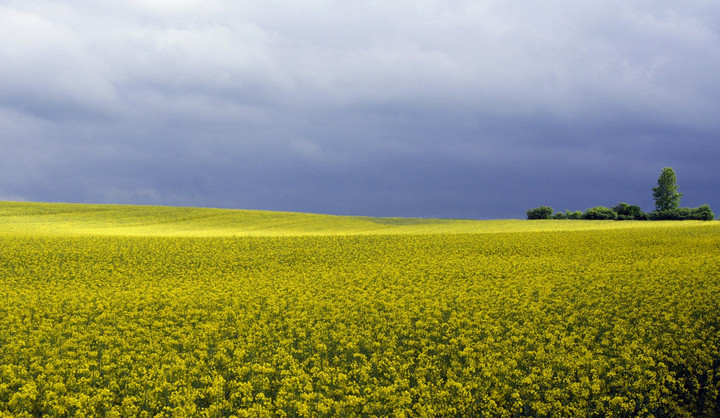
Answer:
690, 204, 715, 221
526, 206, 554, 220
582, 206, 618, 220
651, 208, 692, 220
612, 203, 644, 220
652, 206, 714, 220
650, 210, 674, 220
552, 212, 566, 219
677, 207, 692, 220
565, 210, 583, 220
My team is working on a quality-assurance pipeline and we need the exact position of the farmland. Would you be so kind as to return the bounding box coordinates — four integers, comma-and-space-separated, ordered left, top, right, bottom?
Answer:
0, 201, 719, 416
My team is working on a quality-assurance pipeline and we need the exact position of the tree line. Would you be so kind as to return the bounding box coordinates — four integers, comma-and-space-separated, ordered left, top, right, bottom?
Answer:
527, 167, 716, 221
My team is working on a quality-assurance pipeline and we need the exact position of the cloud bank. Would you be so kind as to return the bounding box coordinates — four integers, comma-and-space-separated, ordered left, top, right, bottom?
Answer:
2, 0, 719, 218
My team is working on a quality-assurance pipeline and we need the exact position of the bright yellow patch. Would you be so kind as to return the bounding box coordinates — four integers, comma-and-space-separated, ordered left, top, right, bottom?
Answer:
0, 201, 718, 416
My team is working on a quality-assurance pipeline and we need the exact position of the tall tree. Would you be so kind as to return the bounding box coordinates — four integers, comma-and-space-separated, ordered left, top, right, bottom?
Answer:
652, 167, 682, 212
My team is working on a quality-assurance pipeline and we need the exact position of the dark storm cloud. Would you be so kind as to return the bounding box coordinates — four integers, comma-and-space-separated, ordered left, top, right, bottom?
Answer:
1, 1, 719, 218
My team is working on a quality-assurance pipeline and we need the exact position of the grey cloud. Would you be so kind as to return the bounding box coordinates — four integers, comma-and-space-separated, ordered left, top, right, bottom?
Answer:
1, 1, 719, 218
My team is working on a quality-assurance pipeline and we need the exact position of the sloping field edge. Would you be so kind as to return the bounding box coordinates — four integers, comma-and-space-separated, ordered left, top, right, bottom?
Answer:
0, 201, 715, 237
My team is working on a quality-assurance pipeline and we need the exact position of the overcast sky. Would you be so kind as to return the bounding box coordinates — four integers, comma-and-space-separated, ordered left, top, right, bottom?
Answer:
1, 1, 719, 218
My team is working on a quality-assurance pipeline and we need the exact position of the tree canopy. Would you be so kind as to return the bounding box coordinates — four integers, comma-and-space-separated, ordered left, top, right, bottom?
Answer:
652, 167, 682, 212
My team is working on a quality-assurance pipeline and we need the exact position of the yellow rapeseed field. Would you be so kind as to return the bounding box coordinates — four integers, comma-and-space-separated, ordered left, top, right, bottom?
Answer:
0, 201, 718, 416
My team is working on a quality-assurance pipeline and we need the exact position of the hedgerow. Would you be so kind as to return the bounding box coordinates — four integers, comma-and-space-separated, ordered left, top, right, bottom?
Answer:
527, 204, 715, 221
527, 168, 716, 221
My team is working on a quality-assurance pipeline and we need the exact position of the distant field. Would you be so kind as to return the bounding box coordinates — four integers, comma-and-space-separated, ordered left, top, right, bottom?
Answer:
0, 201, 718, 416
0, 201, 707, 236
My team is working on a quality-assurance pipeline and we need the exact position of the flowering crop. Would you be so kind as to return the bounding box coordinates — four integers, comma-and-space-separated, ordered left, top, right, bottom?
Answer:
0, 202, 718, 416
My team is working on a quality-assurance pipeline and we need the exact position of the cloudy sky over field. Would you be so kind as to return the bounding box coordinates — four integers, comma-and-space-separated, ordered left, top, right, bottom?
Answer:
1, 1, 719, 218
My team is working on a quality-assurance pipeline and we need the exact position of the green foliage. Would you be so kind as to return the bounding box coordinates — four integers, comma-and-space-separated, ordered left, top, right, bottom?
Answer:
564, 210, 583, 220
650, 205, 716, 221
526, 168, 715, 223
582, 206, 618, 220
526, 206, 554, 220
677, 207, 692, 220
652, 167, 682, 212
612, 202, 645, 220
691, 204, 715, 221
649, 209, 681, 220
